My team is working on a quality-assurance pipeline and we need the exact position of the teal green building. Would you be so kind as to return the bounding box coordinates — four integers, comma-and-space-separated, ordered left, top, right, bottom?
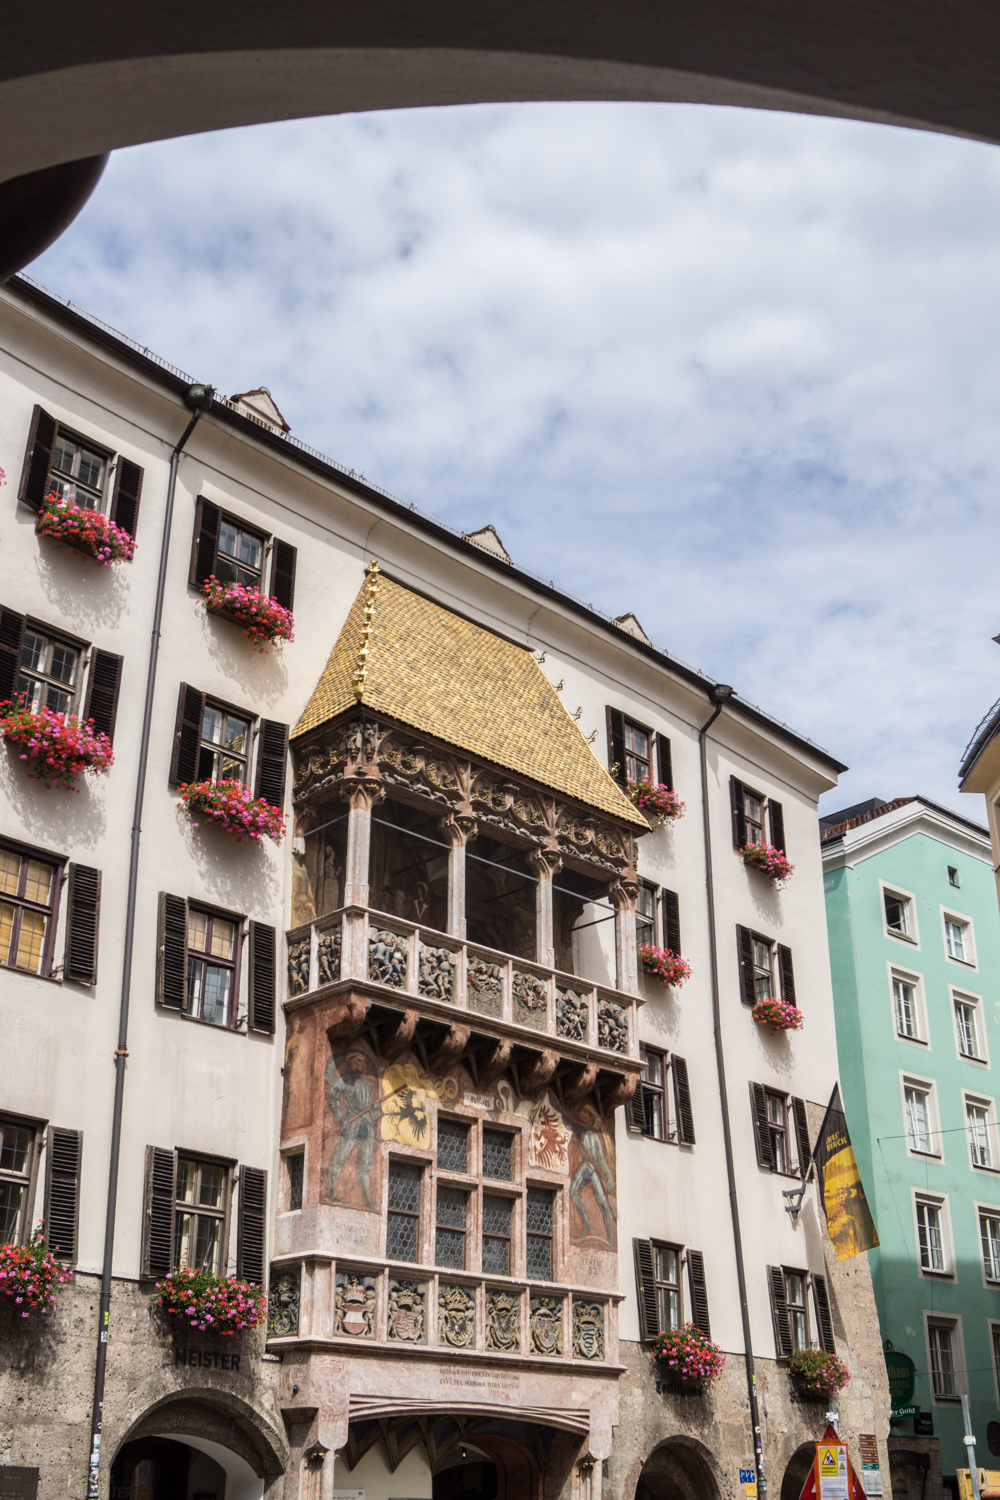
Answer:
822, 796, 1000, 1485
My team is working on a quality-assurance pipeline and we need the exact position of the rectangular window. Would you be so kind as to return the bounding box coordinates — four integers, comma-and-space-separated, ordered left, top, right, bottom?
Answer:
482, 1193, 512, 1274
742, 786, 766, 846
968, 1101, 995, 1169
0, 1117, 37, 1243
623, 719, 651, 784
186, 909, 238, 1027
435, 1185, 468, 1269
955, 997, 982, 1059
19, 626, 81, 715
993, 1325, 1000, 1397
286, 1152, 304, 1211
948, 866, 961, 888
916, 1199, 946, 1272
946, 918, 969, 963
653, 1244, 681, 1331
526, 1187, 554, 1281
174, 1156, 228, 1274
215, 517, 265, 589
767, 1092, 789, 1174
437, 1118, 469, 1174
981, 1213, 1000, 1282
884, 890, 911, 937
49, 430, 109, 511
752, 937, 774, 1000
386, 1160, 422, 1263
636, 882, 656, 948
198, 701, 251, 784
638, 1047, 667, 1141
0, 845, 59, 976
894, 976, 920, 1040
482, 1129, 513, 1182
905, 1084, 935, 1154
928, 1321, 957, 1398
784, 1270, 809, 1351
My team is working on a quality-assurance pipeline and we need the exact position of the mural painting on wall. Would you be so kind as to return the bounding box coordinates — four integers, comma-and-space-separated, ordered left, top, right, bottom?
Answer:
324, 1048, 381, 1209
381, 1062, 460, 1146
567, 1105, 617, 1248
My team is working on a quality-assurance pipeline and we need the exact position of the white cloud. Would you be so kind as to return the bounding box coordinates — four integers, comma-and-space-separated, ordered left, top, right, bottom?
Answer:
29, 101, 1000, 816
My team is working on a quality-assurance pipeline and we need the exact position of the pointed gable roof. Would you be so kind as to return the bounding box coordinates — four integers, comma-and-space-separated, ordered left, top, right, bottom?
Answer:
293, 565, 645, 827
228, 386, 291, 434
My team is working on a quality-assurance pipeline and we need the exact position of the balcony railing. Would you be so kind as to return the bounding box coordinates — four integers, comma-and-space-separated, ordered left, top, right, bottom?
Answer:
286, 905, 640, 1060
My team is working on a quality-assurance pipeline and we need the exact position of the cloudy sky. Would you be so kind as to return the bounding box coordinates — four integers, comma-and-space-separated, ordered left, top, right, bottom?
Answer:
29, 102, 1000, 818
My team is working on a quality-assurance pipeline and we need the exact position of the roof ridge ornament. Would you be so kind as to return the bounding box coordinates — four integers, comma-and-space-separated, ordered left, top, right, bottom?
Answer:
351, 560, 381, 702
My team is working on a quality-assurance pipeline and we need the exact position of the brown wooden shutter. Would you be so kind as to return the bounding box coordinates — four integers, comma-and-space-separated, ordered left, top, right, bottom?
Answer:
812, 1273, 836, 1353
189, 496, 221, 587
83, 649, 123, 743
156, 893, 188, 1010
18, 404, 56, 511
109, 457, 143, 539
768, 1265, 793, 1357
64, 864, 101, 984
248, 921, 276, 1034
627, 1082, 648, 1132
672, 1056, 696, 1145
633, 1239, 660, 1340
751, 1082, 775, 1169
44, 1127, 82, 1264
731, 776, 747, 848
768, 798, 785, 853
662, 889, 681, 955
656, 733, 673, 790
687, 1249, 711, 1336
236, 1166, 267, 1284
738, 925, 757, 1006
0, 607, 27, 703
778, 945, 796, 1007
142, 1145, 177, 1277
792, 1097, 812, 1177
255, 719, 288, 809
607, 707, 626, 789
270, 538, 297, 612
169, 683, 205, 787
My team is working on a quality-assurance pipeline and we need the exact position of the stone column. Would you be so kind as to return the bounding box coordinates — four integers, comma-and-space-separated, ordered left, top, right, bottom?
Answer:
610, 879, 639, 996
528, 849, 563, 969
439, 813, 478, 939
342, 780, 384, 907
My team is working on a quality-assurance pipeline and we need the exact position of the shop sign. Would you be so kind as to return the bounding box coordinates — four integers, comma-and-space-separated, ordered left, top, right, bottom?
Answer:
885, 1353, 916, 1406
858, 1435, 883, 1497
175, 1349, 242, 1371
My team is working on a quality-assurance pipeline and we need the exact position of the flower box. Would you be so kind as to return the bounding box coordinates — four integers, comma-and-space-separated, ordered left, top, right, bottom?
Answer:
752, 997, 804, 1033
652, 1323, 726, 1385
741, 842, 794, 885
152, 1268, 267, 1335
202, 577, 294, 652
0, 1224, 73, 1320
628, 778, 685, 824
180, 778, 286, 843
788, 1347, 850, 1398
639, 944, 692, 989
0, 695, 114, 790
36, 492, 135, 566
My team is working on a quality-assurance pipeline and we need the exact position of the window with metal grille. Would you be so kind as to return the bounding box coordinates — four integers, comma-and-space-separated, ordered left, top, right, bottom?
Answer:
186, 909, 239, 1027
766, 1092, 789, 1174
955, 998, 982, 1059
0, 846, 58, 976
637, 1047, 667, 1140
893, 976, 920, 1040
437, 1118, 469, 1174
927, 1321, 957, 1397
905, 1084, 935, 1154
0, 1117, 36, 1244
198, 701, 251, 784
967, 1101, 994, 1168
18, 626, 81, 715
916, 1199, 946, 1273
49, 431, 109, 511
215, 517, 265, 589
784, 1270, 808, 1350
435, 1185, 468, 1269
286, 1152, 304, 1211
981, 1213, 1000, 1282
174, 1156, 228, 1274
482, 1129, 512, 1182
653, 1244, 681, 1331
623, 719, 651, 783
387, 1161, 421, 1262
526, 1188, 554, 1281
482, 1194, 512, 1274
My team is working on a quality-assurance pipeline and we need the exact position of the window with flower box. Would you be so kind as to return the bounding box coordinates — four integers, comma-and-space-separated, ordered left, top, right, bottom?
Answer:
189, 496, 297, 612
730, 778, 785, 854
0, 607, 123, 745
738, 927, 796, 1009
18, 404, 144, 539
767, 1266, 835, 1357
633, 1240, 711, 1339
140, 1146, 266, 1282
606, 708, 673, 791
168, 682, 288, 811
0, 1113, 41, 1245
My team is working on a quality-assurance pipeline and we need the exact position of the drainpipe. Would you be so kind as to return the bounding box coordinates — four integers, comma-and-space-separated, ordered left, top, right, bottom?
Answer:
699, 682, 768, 1500
86, 383, 213, 1500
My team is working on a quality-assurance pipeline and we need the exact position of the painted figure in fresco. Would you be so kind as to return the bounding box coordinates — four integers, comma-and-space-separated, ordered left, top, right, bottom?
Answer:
569, 1109, 616, 1242
325, 1051, 377, 1208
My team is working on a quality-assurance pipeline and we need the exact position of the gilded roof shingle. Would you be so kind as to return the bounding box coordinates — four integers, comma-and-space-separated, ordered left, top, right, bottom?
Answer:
293, 566, 646, 827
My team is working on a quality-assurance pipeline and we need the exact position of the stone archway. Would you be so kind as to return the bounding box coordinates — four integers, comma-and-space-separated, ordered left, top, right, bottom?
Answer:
110, 1390, 287, 1500
636, 1435, 723, 1500
782, 1444, 818, 1500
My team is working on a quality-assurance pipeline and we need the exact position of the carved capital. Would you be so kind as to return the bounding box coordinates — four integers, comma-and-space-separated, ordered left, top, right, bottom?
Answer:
608, 879, 639, 913
342, 778, 386, 813
527, 849, 563, 882
438, 812, 478, 849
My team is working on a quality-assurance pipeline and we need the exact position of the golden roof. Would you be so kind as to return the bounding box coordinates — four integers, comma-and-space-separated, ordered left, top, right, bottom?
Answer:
293, 565, 646, 827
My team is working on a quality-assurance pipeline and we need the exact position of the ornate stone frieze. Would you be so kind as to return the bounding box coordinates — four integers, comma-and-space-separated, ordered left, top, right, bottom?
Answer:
418, 944, 457, 1002
387, 1278, 426, 1342
467, 955, 503, 1017
334, 1271, 377, 1338
572, 1301, 605, 1360
597, 998, 628, 1053
287, 938, 310, 997
267, 1264, 300, 1336
513, 970, 548, 1029
369, 929, 408, 987
486, 1289, 521, 1352
317, 926, 341, 986
556, 989, 589, 1043
529, 1295, 564, 1356
438, 1283, 476, 1348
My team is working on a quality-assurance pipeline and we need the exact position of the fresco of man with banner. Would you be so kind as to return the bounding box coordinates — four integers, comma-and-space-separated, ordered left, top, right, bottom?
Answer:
813, 1084, 879, 1261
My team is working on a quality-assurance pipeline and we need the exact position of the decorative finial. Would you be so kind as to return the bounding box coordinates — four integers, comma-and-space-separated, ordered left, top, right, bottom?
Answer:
351, 561, 382, 701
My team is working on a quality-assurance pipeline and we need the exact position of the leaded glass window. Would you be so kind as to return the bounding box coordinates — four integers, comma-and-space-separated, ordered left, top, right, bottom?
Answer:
387, 1161, 421, 1262
286, 1152, 304, 1211
482, 1129, 512, 1182
526, 1188, 554, 1281
435, 1186, 468, 1269
482, 1194, 512, 1274
437, 1118, 469, 1174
